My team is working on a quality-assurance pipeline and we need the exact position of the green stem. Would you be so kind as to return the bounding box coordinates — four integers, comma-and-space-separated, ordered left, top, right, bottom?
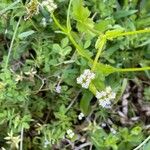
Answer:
52, 13, 150, 74
4, 16, 22, 70
51, 13, 66, 33
117, 67, 150, 72
67, 34, 91, 60
109, 29, 150, 39
52, 13, 91, 60
92, 36, 106, 71
66, 0, 73, 32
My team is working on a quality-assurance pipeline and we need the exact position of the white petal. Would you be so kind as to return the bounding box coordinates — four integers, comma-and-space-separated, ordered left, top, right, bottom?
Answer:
77, 77, 83, 84
106, 86, 112, 93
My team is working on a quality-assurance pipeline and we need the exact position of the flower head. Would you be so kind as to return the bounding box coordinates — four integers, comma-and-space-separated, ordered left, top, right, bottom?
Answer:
55, 84, 61, 93
66, 129, 74, 139
96, 86, 116, 109
41, 0, 57, 13
41, 18, 47, 27
76, 69, 95, 89
78, 112, 84, 120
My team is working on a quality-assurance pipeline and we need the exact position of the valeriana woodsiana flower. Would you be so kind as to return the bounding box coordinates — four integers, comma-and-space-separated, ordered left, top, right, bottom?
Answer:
41, 0, 57, 13
55, 84, 61, 93
76, 69, 95, 89
41, 18, 47, 27
78, 112, 84, 120
96, 86, 116, 108
66, 129, 75, 139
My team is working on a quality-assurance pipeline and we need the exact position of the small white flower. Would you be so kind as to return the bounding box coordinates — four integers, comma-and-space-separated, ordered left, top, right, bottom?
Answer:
81, 81, 89, 89
78, 112, 84, 120
76, 69, 95, 89
96, 86, 116, 109
110, 92, 116, 99
101, 122, 106, 127
69, 132, 74, 138
99, 99, 111, 108
55, 84, 61, 93
77, 77, 83, 84
42, 1, 49, 6
41, 0, 57, 13
84, 69, 90, 75
41, 18, 47, 27
101, 91, 107, 97
89, 72, 95, 80
106, 86, 112, 93
67, 129, 72, 134
66, 129, 74, 139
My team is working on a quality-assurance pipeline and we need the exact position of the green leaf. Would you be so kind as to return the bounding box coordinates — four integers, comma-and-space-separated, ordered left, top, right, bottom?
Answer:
72, 0, 90, 22
72, 0, 94, 34
80, 90, 93, 114
61, 37, 69, 48
84, 39, 91, 49
95, 18, 115, 32
105, 28, 125, 40
18, 30, 35, 39
113, 10, 138, 19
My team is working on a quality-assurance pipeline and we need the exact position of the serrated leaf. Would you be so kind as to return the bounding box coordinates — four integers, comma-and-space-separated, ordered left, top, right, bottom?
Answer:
72, 0, 94, 34
72, 0, 90, 22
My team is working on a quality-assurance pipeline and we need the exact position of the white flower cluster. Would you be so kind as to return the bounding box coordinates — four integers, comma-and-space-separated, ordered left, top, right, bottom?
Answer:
78, 112, 84, 120
77, 69, 95, 89
55, 84, 61, 93
41, 18, 47, 27
66, 129, 74, 139
96, 86, 116, 108
41, 0, 57, 13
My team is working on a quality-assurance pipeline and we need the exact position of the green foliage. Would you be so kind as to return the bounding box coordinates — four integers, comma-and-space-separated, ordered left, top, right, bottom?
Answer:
0, 0, 150, 149
91, 126, 144, 150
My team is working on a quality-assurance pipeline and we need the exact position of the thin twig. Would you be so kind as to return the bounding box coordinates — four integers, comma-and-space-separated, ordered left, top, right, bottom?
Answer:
34, 74, 46, 93
66, 90, 81, 113
5, 16, 22, 70
75, 142, 91, 150
133, 135, 150, 150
